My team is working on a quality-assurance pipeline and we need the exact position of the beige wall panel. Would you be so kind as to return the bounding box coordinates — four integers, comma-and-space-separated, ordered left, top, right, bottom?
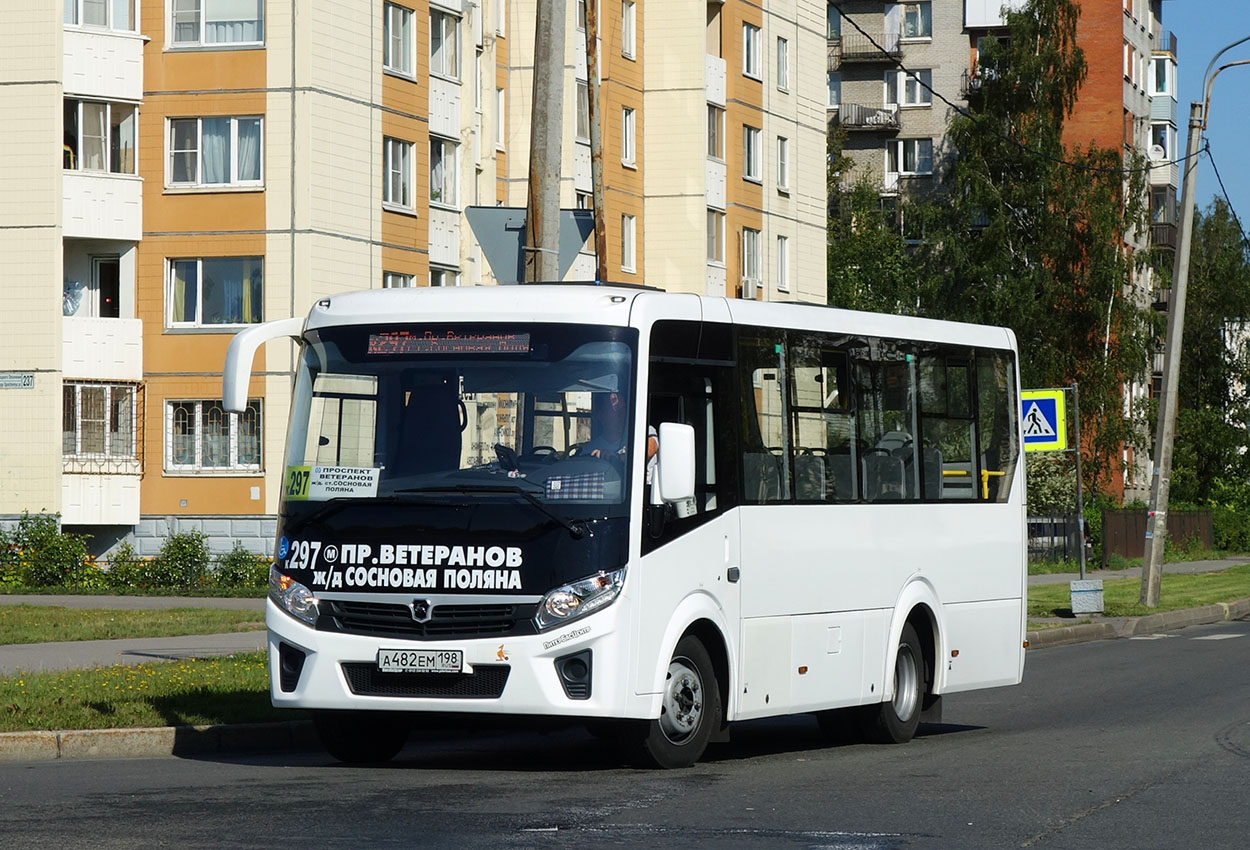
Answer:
641, 195, 704, 294
308, 95, 377, 240
264, 91, 295, 232
308, 0, 377, 103
0, 89, 60, 228
0, 7, 60, 80
0, 377, 61, 515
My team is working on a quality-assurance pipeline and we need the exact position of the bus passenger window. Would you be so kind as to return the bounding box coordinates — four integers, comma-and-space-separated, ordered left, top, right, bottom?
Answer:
855, 342, 919, 501
789, 337, 855, 502
977, 352, 1019, 502
918, 352, 975, 500
739, 334, 788, 503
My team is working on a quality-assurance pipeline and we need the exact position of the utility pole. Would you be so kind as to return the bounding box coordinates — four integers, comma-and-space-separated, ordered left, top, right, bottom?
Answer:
1141, 36, 1250, 606
524, 0, 566, 283
585, 0, 607, 282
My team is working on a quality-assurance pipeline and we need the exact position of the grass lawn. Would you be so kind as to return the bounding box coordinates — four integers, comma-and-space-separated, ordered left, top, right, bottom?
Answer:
0, 652, 299, 733
0, 605, 264, 646
1027, 563, 1250, 618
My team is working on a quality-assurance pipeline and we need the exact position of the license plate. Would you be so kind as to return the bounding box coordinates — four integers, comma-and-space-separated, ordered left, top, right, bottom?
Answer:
377, 648, 463, 674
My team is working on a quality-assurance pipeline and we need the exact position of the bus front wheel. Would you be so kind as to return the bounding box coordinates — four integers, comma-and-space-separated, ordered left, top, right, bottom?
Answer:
863, 622, 925, 744
625, 635, 721, 769
314, 710, 411, 764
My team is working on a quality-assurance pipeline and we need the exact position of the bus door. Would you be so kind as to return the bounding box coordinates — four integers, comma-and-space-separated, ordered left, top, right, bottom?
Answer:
634, 322, 740, 698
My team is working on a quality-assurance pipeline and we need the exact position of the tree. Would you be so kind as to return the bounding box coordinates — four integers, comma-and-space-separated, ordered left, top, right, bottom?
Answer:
830, 0, 1151, 496
1167, 198, 1250, 504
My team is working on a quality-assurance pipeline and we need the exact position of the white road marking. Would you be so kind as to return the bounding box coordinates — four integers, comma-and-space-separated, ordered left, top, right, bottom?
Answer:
1129, 634, 1178, 640
1191, 634, 1244, 641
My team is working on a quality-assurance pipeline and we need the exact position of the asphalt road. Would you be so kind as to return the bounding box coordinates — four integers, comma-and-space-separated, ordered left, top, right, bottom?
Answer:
0, 619, 1246, 850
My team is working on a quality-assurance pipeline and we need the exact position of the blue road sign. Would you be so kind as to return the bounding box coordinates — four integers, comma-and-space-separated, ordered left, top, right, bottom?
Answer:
1020, 389, 1066, 452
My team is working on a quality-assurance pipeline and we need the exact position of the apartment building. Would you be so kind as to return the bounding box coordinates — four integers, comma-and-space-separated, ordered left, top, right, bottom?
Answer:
0, 1, 826, 554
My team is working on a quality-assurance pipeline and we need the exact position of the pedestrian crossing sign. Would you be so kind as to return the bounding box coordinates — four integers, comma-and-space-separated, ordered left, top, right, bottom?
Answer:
1020, 389, 1066, 452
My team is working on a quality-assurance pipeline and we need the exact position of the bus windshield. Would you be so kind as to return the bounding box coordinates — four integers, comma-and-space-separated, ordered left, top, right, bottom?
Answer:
282, 323, 638, 520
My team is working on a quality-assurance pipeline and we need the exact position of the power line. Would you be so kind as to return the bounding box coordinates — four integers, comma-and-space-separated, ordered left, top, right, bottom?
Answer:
828, 2, 1198, 177
1202, 142, 1250, 250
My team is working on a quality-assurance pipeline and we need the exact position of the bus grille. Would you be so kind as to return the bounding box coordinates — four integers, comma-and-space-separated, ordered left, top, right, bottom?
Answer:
318, 600, 537, 640
341, 663, 510, 699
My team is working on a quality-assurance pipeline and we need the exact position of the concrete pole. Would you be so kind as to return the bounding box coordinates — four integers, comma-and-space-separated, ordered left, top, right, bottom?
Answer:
1140, 100, 1203, 607
585, 0, 608, 282
524, 0, 567, 283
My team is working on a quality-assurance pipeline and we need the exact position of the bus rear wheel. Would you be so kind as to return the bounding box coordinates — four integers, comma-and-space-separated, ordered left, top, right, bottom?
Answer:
625, 635, 721, 769
863, 623, 925, 744
314, 710, 411, 764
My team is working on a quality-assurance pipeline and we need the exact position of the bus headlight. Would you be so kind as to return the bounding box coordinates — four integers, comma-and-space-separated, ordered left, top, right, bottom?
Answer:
535, 568, 625, 631
269, 565, 319, 626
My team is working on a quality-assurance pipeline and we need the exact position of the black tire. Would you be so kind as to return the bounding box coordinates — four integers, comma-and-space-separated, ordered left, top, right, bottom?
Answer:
314, 710, 411, 764
863, 622, 925, 744
625, 635, 721, 769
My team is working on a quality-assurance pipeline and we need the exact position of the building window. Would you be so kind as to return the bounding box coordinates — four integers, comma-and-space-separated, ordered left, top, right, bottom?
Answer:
1151, 123, 1174, 160
496, 88, 506, 150
743, 23, 762, 79
827, 4, 840, 38
742, 227, 761, 282
383, 137, 414, 210
431, 8, 460, 79
1152, 56, 1171, 96
383, 271, 415, 288
707, 104, 725, 160
776, 37, 789, 92
168, 257, 263, 327
621, 213, 636, 272
170, 0, 265, 47
622, 107, 636, 166
430, 136, 458, 207
384, 3, 415, 77
63, 383, 136, 459
707, 209, 725, 264
827, 71, 841, 108
577, 0, 587, 30
886, 69, 932, 106
888, 138, 934, 176
63, 99, 136, 174
64, 257, 121, 319
901, 2, 931, 39
576, 80, 591, 142
430, 266, 460, 287
776, 235, 789, 292
777, 137, 789, 192
166, 399, 261, 472
66, 0, 136, 31
622, 1, 636, 59
743, 125, 761, 181
167, 116, 262, 187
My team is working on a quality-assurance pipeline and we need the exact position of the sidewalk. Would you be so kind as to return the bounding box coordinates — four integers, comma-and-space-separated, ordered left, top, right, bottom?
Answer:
2, 561, 1249, 762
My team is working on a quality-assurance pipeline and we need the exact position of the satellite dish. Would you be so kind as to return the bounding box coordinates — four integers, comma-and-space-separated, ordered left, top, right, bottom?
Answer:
1148, 144, 1166, 162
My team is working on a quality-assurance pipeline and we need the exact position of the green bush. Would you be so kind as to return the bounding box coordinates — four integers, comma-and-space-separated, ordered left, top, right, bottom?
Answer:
214, 542, 270, 589
154, 531, 212, 590
0, 512, 92, 588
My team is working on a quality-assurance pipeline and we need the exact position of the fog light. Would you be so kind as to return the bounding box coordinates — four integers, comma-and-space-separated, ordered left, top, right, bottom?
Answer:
554, 650, 592, 700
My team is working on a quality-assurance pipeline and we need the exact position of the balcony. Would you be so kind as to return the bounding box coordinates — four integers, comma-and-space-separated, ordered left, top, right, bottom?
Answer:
838, 31, 901, 63
63, 28, 143, 102
63, 172, 142, 241
834, 103, 900, 132
1151, 221, 1177, 252
961, 69, 983, 99
1152, 288, 1171, 312
63, 317, 142, 382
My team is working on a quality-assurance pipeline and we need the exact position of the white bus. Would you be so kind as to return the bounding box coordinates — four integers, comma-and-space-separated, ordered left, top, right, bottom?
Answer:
224, 284, 1026, 768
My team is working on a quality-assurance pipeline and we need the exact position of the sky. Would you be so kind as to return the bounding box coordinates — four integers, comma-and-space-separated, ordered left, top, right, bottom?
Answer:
1168, 1, 1250, 220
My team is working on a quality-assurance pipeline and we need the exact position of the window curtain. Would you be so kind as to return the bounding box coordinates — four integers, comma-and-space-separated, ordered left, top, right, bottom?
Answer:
238, 402, 261, 465
172, 0, 200, 42
171, 260, 196, 323
83, 0, 106, 26
170, 402, 196, 465
206, 0, 263, 43
82, 103, 107, 171
109, 386, 134, 458
201, 117, 230, 183
242, 257, 262, 323
237, 118, 261, 181
202, 403, 230, 467
430, 140, 446, 203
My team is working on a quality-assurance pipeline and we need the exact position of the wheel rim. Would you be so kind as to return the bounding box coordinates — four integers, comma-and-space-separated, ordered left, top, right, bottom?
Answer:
659, 656, 703, 744
893, 645, 920, 722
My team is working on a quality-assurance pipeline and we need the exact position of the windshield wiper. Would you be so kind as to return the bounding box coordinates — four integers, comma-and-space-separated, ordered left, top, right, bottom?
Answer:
394, 483, 588, 539
284, 494, 428, 535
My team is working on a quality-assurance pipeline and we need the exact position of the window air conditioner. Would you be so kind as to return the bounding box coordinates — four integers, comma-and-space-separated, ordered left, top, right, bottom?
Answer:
741, 278, 760, 300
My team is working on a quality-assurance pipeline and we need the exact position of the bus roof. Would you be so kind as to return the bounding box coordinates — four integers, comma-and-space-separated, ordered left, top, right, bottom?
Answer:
301, 284, 1016, 351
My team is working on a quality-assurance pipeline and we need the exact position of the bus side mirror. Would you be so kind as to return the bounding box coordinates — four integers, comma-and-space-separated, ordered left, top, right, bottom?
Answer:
222, 316, 305, 412
653, 422, 696, 505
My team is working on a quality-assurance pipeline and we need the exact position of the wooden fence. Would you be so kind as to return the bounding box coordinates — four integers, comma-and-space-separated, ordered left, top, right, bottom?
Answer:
1100, 509, 1212, 567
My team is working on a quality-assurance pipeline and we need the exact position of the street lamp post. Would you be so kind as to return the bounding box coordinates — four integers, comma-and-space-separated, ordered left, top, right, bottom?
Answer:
1141, 37, 1250, 607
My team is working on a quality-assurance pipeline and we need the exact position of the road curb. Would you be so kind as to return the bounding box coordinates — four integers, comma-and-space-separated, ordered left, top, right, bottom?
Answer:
0, 720, 317, 763
1027, 596, 1250, 649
